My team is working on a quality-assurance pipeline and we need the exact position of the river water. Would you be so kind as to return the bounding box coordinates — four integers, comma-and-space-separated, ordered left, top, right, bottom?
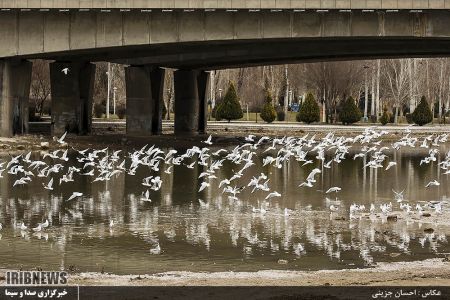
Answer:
0, 138, 449, 275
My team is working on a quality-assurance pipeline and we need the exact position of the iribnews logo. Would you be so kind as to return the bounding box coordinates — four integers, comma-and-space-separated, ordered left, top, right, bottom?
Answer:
6, 271, 68, 285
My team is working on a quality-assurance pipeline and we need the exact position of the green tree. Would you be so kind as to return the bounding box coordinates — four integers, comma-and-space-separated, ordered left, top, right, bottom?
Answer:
260, 90, 277, 123
216, 82, 243, 122
411, 96, 433, 126
379, 108, 390, 125
296, 92, 320, 124
339, 96, 361, 125
212, 98, 223, 121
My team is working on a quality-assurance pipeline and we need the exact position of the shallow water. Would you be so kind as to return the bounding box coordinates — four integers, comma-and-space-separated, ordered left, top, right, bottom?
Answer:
0, 142, 449, 275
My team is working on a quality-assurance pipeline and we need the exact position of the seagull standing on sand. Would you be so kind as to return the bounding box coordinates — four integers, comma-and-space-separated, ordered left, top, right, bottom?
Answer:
41, 220, 49, 229
20, 222, 28, 231
150, 243, 161, 255
32, 224, 42, 232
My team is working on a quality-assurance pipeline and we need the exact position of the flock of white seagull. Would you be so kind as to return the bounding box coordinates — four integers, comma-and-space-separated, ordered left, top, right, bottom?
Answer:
0, 126, 449, 245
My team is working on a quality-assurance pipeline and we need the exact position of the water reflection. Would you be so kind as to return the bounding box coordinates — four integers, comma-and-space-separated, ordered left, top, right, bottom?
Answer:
0, 136, 449, 274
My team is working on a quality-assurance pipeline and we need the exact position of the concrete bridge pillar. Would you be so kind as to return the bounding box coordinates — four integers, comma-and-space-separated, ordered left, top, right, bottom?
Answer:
0, 60, 32, 137
197, 71, 210, 134
174, 70, 209, 135
50, 61, 95, 136
125, 65, 166, 136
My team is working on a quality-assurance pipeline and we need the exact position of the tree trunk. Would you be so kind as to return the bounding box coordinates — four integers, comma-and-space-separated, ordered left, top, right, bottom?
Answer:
408, 59, 414, 112
364, 68, 368, 120
371, 64, 375, 117
284, 65, 289, 118
394, 105, 399, 124
376, 59, 381, 119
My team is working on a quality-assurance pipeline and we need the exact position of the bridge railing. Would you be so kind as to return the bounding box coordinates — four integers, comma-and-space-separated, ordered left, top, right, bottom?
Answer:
2, 0, 450, 10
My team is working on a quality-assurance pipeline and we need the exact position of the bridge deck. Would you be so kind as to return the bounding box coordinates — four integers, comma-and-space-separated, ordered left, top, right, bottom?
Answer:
3, 0, 450, 10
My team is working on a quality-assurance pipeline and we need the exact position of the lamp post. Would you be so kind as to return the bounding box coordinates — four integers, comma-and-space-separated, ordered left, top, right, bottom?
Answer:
218, 88, 223, 100
113, 87, 117, 116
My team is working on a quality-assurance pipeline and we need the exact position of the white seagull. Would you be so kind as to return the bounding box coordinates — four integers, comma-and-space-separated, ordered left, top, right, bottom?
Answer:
385, 162, 397, 170
20, 222, 28, 231
325, 187, 342, 194
425, 180, 440, 188
42, 178, 54, 191
41, 219, 49, 229
198, 182, 210, 192
67, 192, 83, 201
265, 191, 281, 200
32, 224, 42, 232
54, 131, 67, 144
141, 190, 151, 202
150, 243, 161, 255
202, 135, 213, 145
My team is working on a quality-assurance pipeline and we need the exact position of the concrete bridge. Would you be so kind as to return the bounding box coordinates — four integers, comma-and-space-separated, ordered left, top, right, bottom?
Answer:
2, 0, 450, 137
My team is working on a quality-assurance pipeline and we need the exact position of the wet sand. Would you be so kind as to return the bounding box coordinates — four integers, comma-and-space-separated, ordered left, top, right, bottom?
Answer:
3, 259, 441, 286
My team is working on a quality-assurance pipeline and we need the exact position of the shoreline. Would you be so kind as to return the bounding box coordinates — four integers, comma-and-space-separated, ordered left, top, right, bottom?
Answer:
3, 122, 450, 153
2, 259, 449, 286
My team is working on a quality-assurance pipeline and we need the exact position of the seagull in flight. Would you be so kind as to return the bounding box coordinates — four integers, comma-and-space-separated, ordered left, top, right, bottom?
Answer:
42, 178, 54, 191
67, 192, 83, 201
198, 181, 210, 192
245, 135, 256, 142
53, 131, 67, 144
141, 190, 151, 202
326, 187, 342, 194
203, 135, 213, 145
425, 180, 440, 188
385, 162, 397, 170
61, 68, 70, 75
392, 189, 405, 202
265, 191, 281, 200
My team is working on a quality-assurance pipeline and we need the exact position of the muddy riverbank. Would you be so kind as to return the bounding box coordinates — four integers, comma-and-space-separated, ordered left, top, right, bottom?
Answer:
1, 259, 448, 286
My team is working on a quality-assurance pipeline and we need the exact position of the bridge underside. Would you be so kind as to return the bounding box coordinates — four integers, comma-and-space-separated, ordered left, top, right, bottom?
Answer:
3, 36, 450, 137
21, 37, 450, 70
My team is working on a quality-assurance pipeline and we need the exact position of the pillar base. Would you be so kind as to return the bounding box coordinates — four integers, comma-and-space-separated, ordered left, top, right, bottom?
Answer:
0, 60, 32, 137
174, 70, 209, 136
125, 65, 165, 136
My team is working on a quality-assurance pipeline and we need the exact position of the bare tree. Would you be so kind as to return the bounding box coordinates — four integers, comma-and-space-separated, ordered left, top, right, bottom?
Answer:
383, 59, 410, 123
303, 61, 363, 123
30, 60, 51, 116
